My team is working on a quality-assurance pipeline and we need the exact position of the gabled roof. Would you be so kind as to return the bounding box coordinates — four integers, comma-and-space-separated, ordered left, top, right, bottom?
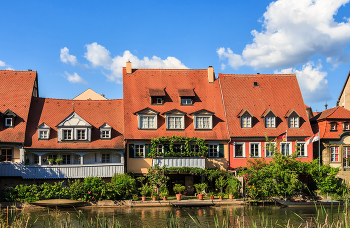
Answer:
162, 109, 187, 115
219, 73, 313, 138
38, 123, 50, 129
57, 112, 91, 127
338, 71, 350, 104
73, 88, 107, 100
237, 109, 253, 117
3, 109, 17, 117
134, 107, 159, 115
123, 67, 229, 140
312, 106, 350, 121
189, 109, 215, 116
261, 109, 277, 118
0, 70, 37, 143
285, 109, 300, 117
25, 97, 124, 149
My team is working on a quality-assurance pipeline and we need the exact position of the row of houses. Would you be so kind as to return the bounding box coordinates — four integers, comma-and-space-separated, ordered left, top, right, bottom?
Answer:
1, 63, 350, 188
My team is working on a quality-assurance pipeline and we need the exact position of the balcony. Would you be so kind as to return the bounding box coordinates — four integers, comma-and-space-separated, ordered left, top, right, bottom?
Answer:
152, 157, 205, 169
0, 162, 124, 179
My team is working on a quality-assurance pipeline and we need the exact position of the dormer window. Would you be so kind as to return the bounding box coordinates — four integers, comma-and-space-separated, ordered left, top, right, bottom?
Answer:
135, 108, 159, 130
57, 112, 91, 142
163, 109, 186, 130
3, 109, 17, 128
100, 123, 112, 139
285, 109, 300, 128
149, 89, 165, 105
344, 122, 350, 130
190, 109, 214, 130
38, 123, 50, 140
238, 109, 253, 128
330, 122, 337, 131
262, 109, 277, 128
178, 89, 195, 106
5, 118, 12, 127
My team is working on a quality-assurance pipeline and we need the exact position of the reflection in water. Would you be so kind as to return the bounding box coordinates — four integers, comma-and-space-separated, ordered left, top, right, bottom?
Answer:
10, 205, 347, 227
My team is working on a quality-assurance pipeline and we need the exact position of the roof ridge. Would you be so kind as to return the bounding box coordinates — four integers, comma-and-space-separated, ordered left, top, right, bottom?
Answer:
0, 70, 37, 72
218, 74, 295, 77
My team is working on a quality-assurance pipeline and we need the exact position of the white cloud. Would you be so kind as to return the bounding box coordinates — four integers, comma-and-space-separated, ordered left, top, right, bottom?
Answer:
65, 71, 87, 84
274, 61, 331, 103
6, 67, 14, 70
60, 47, 77, 66
218, 0, 350, 69
84, 42, 112, 67
0, 60, 6, 67
84, 43, 188, 82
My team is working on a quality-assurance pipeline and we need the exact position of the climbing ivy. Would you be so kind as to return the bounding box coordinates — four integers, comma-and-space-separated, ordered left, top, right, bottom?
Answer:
148, 135, 208, 158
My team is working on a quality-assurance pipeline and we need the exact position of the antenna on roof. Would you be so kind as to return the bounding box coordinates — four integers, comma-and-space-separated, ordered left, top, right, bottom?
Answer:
73, 103, 75, 112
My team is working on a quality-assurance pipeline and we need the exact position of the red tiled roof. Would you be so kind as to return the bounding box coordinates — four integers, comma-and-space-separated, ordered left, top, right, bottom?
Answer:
316, 106, 350, 120
178, 89, 195, 97
219, 74, 313, 138
25, 97, 124, 149
149, 89, 165, 96
123, 68, 229, 140
0, 70, 37, 143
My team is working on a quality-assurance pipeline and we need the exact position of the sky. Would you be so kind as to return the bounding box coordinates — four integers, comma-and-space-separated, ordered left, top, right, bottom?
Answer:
0, 0, 350, 112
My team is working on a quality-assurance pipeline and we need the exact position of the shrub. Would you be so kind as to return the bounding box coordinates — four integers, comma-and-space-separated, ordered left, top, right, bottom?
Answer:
111, 173, 137, 200
193, 183, 207, 194
173, 184, 185, 194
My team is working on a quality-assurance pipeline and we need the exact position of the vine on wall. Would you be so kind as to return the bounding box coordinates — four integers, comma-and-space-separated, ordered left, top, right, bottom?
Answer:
148, 135, 208, 158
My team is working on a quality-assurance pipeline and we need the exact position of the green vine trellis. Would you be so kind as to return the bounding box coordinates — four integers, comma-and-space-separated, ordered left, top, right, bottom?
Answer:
148, 135, 208, 158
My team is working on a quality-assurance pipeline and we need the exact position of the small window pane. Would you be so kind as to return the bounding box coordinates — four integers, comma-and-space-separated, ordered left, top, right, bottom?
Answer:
102, 154, 110, 163
181, 98, 192, 105
1, 149, 12, 161
235, 144, 243, 157
77, 130, 86, 140
63, 130, 72, 140
331, 147, 339, 162
208, 144, 219, 157
74, 155, 80, 164
250, 143, 259, 157
135, 144, 144, 157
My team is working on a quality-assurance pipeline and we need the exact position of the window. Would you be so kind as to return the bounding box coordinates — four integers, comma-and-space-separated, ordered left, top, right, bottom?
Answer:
34, 154, 39, 164
196, 117, 211, 129
266, 117, 275, 128
234, 143, 245, 157
152, 97, 163, 105
168, 116, 183, 129
74, 155, 80, 164
344, 122, 350, 130
157, 144, 163, 154
331, 146, 339, 162
289, 117, 299, 128
191, 144, 200, 153
173, 144, 182, 153
343, 147, 350, 167
280, 142, 290, 156
48, 154, 57, 164
39, 130, 49, 139
77, 129, 86, 140
101, 130, 110, 138
297, 142, 306, 157
63, 129, 72, 140
242, 117, 252, 128
5, 118, 12, 127
62, 155, 71, 164
134, 144, 145, 158
140, 116, 155, 129
265, 142, 276, 157
330, 122, 337, 131
250, 143, 260, 157
181, 98, 192, 105
102, 154, 110, 163
208, 144, 219, 158
1, 148, 12, 161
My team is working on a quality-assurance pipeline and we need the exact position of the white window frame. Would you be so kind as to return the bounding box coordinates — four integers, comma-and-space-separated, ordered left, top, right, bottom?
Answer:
102, 153, 111, 163
241, 117, 252, 128
194, 115, 212, 129
191, 144, 200, 153
208, 143, 220, 158
166, 115, 185, 130
297, 142, 307, 157
1, 148, 12, 162
265, 117, 276, 128
156, 144, 163, 154
62, 154, 71, 164
344, 122, 350, 130
330, 122, 337, 131
75, 128, 87, 140
5, 118, 12, 127
331, 146, 339, 162
62, 128, 73, 140
138, 115, 157, 129
100, 129, 111, 139
265, 142, 276, 158
289, 117, 299, 128
156, 98, 163, 104
234, 142, 246, 158
38, 130, 49, 140
134, 143, 145, 158
280, 142, 292, 156
249, 142, 261, 158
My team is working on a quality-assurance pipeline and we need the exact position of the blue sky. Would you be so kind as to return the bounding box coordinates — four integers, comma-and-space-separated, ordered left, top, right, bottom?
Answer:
1, 0, 350, 112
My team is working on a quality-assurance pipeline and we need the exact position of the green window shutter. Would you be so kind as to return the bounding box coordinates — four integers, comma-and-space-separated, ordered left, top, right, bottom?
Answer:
145, 144, 150, 158
219, 144, 224, 158
164, 144, 169, 156
129, 144, 134, 158
206, 144, 209, 158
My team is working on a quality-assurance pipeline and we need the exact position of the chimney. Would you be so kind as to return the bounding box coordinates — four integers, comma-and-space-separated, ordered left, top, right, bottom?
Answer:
208, 66, 214, 83
126, 61, 132, 74
101, 94, 105, 97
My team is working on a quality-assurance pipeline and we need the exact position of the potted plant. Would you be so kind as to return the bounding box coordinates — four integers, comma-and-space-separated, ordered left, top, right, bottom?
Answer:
151, 189, 159, 201
173, 184, 185, 201
55, 158, 63, 165
159, 189, 169, 201
193, 183, 207, 200
218, 192, 225, 200
47, 158, 54, 165
227, 176, 241, 200
208, 191, 215, 200
139, 184, 151, 201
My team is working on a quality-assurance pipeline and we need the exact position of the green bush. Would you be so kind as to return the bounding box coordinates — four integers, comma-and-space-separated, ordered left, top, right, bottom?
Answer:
111, 173, 137, 200
14, 184, 39, 202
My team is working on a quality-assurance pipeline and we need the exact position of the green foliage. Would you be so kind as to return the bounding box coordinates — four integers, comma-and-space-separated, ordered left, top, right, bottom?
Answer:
139, 183, 152, 196
14, 184, 39, 202
173, 184, 185, 194
149, 136, 208, 158
111, 173, 137, 200
83, 177, 105, 201
193, 183, 208, 194
215, 176, 228, 193
68, 179, 84, 200
163, 167, 230, 180
132, 194, 139, 201
146, 165, 169, 189
227, 176, 241, 198
159, 187, 169, 198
